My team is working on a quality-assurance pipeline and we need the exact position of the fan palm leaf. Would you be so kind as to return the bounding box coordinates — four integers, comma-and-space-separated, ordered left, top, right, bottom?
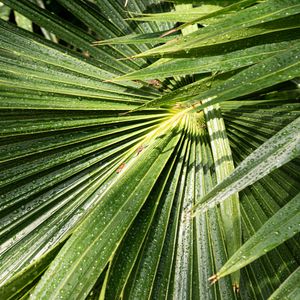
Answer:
0, 0, 299, 299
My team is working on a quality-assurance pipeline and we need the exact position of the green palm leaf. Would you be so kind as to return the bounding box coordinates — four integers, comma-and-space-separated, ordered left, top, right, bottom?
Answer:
210, 192, 300, 281
193, 116, 300, 214
0, 0, 299, 299
133, 0, 300, 57
268, 267, 300, 300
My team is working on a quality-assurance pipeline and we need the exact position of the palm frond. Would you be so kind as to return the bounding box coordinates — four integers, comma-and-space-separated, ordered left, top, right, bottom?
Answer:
0, 0, 299, 299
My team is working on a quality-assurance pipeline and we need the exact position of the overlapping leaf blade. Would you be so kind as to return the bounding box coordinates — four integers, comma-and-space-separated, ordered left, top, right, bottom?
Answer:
30, 116, 184, 299
193, 116, 300, 214
133, 0, 300, 57
213, 192, 300, 280
268, 267, 300, 300
112, 38, 299, 80
0, 0, 299, 299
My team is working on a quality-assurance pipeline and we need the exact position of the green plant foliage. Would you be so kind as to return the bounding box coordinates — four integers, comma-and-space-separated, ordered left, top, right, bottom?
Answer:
211, 192, 300, 280
193, 116, 300, 214
0, 0, 299, 299
268, 267, 300, 300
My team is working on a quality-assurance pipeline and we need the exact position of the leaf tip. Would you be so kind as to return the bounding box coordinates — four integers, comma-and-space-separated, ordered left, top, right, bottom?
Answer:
209, 274, 219, 284
117, 56, 135, 61
118, 111, 130, 116
160, 28, 179, 38
233, 283, 240, 294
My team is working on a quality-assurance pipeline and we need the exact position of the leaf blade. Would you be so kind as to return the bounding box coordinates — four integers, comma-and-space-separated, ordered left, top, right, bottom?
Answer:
193, 116, 300, 214
214, 192, 300, 279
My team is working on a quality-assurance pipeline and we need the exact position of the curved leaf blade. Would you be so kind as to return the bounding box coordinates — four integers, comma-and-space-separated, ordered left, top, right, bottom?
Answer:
268, 267, 300, 300
213, 192, 300, 280
113, 38, 299, 81
193, 116, 300, 214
